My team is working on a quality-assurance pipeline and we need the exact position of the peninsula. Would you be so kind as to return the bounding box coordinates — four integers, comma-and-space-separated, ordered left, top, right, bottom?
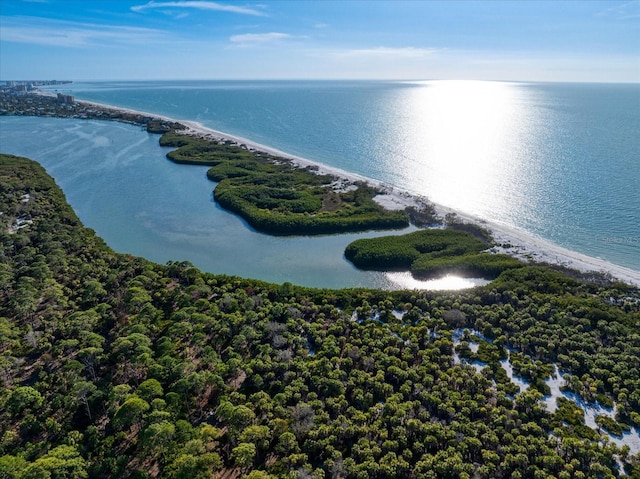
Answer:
0, 89, 185, 133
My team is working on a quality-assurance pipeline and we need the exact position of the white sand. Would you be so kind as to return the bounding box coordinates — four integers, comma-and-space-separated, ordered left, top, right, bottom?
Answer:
433, 204, 640, 287
73, 99, 640, 287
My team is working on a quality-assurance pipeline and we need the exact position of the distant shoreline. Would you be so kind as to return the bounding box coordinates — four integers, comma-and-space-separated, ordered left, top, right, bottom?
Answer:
6, 91, 640, 287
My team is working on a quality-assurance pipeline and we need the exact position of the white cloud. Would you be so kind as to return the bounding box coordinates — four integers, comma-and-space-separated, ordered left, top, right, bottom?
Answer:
336, 47, 440, 59
0, 16, 166, 48
229, 32, 295, 45
597, 1, 640, 20
131, 1, 267, 17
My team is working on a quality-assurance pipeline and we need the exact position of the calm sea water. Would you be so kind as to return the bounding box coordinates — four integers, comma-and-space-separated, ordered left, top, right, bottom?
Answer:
2, 80, 639, 280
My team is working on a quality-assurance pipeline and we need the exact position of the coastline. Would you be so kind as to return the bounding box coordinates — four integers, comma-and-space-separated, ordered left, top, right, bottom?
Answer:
31, 95, 640, 288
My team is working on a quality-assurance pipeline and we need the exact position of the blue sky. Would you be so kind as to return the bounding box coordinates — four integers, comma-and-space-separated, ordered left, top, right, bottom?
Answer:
1, 0, 638, 82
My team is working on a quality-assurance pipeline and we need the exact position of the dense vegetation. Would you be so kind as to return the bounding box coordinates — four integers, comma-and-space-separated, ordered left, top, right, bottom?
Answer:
345, 228, 523, 279
0, 92, 185, 133
1, 154, 640, 478
160, 132, 411, 235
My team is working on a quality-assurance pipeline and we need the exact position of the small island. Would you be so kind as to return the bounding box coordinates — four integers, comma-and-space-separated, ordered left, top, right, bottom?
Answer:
344, 226, 523, 279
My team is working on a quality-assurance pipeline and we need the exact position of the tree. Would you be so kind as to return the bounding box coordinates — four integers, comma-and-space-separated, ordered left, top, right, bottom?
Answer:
136, 378, 164, 402
0, 155, 633, 479
124, 286, 152, 312
6, 386, 44, 416
112, 396, 150, 430
10, 277, 38, 322
81, 280, 107, 305
244, 471, 277, 479
232, 442, 256, 469
216, 401, 256, 432
292, 403, 315, 437
20, 445, 88, 479
73, 381, 98, 420
275, 431, 299, 455
140, 420, 175, 459
166, 453, 221, 479
0, 455, 27, 478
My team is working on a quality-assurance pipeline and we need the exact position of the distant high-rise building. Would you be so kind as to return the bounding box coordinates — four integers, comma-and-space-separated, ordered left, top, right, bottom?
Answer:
57, 93, 75, 104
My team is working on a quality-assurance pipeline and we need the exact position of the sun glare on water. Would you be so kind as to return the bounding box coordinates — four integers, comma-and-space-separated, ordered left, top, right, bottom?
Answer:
387, 80, 538, 225
385, 272, 490, 291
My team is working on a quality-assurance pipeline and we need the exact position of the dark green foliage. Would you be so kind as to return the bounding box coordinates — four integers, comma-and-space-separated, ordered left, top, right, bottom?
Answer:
160, 131, 255, 165
1, 155, 638, 478
160, 132, 410, 235
412, 252, 523, 278
5, 387, 44, 416
220, 184, 322, 214
345, 233, 422, 269
553, 397, 585, 426
215, 183, 408, 235
595, 414, 629, 436
345, 228, 524, 278
448, 221, 493, 243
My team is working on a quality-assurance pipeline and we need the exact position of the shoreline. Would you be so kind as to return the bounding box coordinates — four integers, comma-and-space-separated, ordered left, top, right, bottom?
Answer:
30, 94, 640, 287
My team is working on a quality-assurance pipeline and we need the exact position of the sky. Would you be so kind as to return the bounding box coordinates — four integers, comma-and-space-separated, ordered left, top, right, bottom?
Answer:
0, 0, 639, 82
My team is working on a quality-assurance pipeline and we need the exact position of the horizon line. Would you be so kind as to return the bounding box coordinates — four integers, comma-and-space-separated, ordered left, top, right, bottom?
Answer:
3, 77, 640, 85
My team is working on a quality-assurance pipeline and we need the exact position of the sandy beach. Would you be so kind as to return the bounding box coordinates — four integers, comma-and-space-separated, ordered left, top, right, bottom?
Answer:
74, 98, 640, 288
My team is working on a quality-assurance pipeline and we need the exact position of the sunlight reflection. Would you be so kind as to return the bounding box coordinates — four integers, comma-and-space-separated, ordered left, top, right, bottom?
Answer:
385, 271, 490, 290
387, 80, 539, 226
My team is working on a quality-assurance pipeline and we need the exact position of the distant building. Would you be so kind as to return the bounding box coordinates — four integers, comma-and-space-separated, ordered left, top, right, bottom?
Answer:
57, 93, 75, 104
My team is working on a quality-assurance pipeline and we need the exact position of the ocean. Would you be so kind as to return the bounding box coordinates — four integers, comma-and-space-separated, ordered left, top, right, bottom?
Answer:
1, 80, 639, 286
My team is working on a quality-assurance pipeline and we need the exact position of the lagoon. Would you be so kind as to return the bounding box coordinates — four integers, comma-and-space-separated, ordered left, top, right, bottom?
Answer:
0, 115, 487, 290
